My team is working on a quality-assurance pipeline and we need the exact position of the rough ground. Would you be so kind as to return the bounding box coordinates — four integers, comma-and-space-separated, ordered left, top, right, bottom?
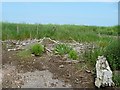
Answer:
2, 38, 95, 88
0, 69, 2, 89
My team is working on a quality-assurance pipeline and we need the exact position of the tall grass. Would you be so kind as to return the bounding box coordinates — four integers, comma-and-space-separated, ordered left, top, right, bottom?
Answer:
2, 22, 118, 42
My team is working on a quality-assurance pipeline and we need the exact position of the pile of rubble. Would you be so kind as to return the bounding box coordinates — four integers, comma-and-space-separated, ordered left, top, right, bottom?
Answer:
2, 37, 95, 54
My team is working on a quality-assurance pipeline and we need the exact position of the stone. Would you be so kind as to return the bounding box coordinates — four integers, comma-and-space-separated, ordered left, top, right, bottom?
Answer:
41, 37, 58, 46
86, 70, 91, 73
22, 42, 26, 46
31, 54, 35, 57
95, 56, 114, 88
59, 65, 64, 68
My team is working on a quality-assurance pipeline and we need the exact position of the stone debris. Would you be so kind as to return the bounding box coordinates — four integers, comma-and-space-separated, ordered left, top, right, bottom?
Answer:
2, 37, 94, 55
95, 56, 114, 88
59, 65, 64, 68
2, 65, 24, 88
64, 60, 80, 64
7, 47, 23, 51
85, 70, 91, 73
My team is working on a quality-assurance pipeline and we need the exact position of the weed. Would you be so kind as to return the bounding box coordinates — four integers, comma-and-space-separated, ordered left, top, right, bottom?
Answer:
54, 43, 72, 55
31, 43, 44, 56
68, 50, 78, 60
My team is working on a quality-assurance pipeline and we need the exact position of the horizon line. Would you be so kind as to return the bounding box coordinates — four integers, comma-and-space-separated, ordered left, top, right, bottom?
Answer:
2, 21, 118, 27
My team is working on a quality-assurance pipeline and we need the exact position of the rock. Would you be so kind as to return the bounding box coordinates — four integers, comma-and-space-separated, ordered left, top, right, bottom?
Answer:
41, 37, 58, 46
8, 48, 16, 51
22, 42, 26, 46
86, 70, 91, 73
64, 60, 79, 64
62, 84, 66, 87
95, 56, 114, 88
8, 47, 23, 51
50, 83, 56, 87
59, 65, 64, 68
31, 54, 35, 57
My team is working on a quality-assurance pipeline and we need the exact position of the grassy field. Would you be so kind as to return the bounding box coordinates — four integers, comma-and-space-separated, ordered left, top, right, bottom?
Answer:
2, 22, 118, 41
2, 22, 120, 86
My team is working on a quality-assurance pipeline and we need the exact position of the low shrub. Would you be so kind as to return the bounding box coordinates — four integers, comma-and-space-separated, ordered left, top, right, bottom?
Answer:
31, 43, 44, 56
68, 50, 78, 60
54, 43, 72, 55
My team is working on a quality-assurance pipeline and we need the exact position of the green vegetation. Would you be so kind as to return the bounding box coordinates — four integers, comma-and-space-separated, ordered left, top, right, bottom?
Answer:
31, 43, 44, 56
0, 22, 2, 40
2, 22, 120, 87
84, 48, 103, 67
54, 43, 78, 60
68, 50, 78, 60
84, 40, 120, 70
113, 73, 120, 87
2, 22, 117, 42
104, 40, 120, 70
54, 43, 72, 55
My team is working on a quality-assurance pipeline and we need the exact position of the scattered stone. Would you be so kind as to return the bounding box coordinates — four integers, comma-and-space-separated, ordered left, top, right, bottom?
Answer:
64, 60, 79, 64
86, 70, 91, 73
31, 54, 35, 57
95, 56, 114, 88
22, 43, 26, 46
59, 65, 64, 68
50, 83, 56, 87
62, 84, 66, 87
41, 37, 58, 46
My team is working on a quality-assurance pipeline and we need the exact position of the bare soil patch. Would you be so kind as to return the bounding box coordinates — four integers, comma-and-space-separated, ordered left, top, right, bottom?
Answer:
2, 39, 95, 88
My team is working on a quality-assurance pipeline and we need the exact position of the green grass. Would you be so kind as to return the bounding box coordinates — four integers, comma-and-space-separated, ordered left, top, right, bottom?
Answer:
54, 43, 79, 60
54, 43, 72, 55
2, 22, 118, 43
104, 40, 120, 70
113, 72, 120, 87
68, 50, 78, 60
84, 48, 104, 68
31, 43, 44, 56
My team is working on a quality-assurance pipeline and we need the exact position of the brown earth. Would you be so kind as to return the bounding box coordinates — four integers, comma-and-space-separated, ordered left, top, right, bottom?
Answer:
2, 40, 95, 88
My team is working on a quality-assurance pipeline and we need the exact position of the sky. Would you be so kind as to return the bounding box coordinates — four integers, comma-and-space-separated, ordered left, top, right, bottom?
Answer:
1, 0, 120, 2
2, 2, 118, 26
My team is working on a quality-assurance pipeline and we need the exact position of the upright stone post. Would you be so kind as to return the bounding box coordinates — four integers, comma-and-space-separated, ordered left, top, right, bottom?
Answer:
95, 56, 114, 88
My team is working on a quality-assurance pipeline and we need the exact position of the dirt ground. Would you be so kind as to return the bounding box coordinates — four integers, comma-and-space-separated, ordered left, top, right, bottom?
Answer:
1, 39, 95, 88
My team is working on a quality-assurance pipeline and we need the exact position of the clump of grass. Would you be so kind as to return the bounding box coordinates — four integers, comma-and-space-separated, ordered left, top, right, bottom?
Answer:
54, 43, 72, 55
54, 43, 78, 60
113, 72, 120, 87
104, 40, 120, 70
68, 50, 78, 60
84, 48, 104, 67
31, 43, 44, 56
83, 38, 119, 70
